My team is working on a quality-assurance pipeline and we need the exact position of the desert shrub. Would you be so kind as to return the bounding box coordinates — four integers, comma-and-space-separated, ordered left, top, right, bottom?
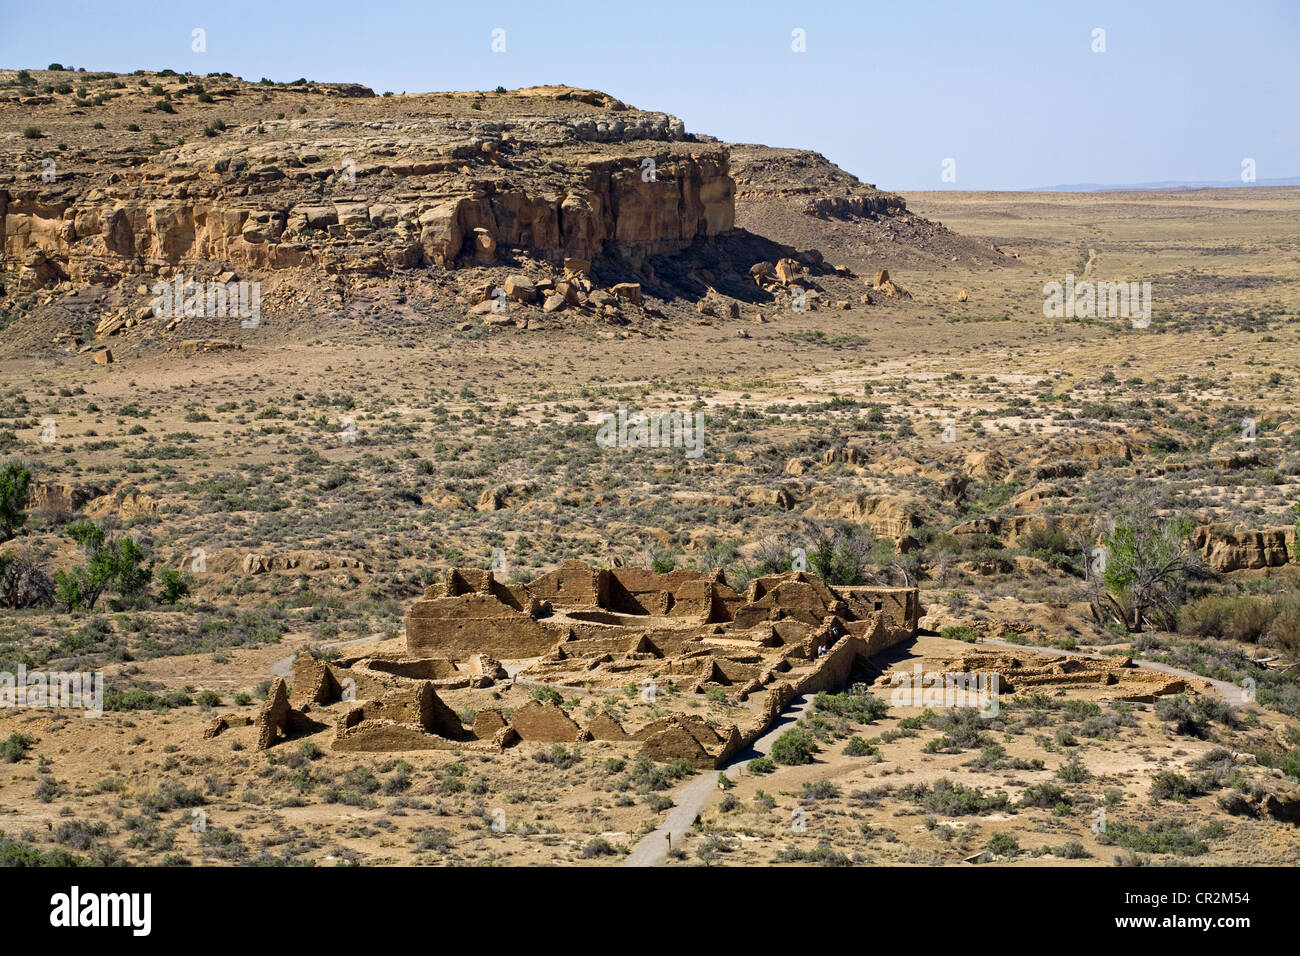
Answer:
901, 778, 1008, 815
1057, 752, 1091, 783
54, 820, 107, 850
1101, 820, 1209, 857
1155, 693, 1235, 738
414, 829, 450, 852
531, 744, 580, 769
1149, 771, 1204, 803
1057, 840, 1090, 859
806, 522, 877, 586
0, 733, 34, 763
774, 842, 852, 866
1021, 523, 1076, 562
581, 837, 617, 858
625, 756, 691, 791
813, 690, 888, 723
0, 831, 86, 866
844, 736, 877, 756
771, 726, 819, 765
531, 686, 562, 706
1191, 748, 1244, 791
104, 686, 192, 711
987, 832, 1019, 856
924, 707, 994, 752
143, 782, 205, 812
1020, 782, 1069, 808
800, 780, 840, 802
0, 551, 54, 608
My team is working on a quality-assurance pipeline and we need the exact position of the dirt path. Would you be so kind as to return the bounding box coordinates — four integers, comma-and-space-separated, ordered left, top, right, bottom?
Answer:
268, 633, 386, 678
622, 693, 816, 867
621, 636, 1250, 867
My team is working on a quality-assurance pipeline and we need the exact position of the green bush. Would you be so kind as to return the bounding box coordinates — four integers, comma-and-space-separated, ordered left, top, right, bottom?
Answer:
157, 568, 192, 604
1178, 590, 1300, 649
774, 842, 852, 866
1102, 820, 1209, 857
844, 736, 877, 757
1149, 771, 1203, 803
581, 837, 617, 858
531, 686, 562, 706
0, 832, 86, 866
0, 733, 34, 763
771, 727, 818, 766
800, 779, 840, 801
987, 832, 1019, 856
901, 778, 1009, 815
813, 690, 889, 723
1155, 694, 1235, 738
0, 462, 31, 541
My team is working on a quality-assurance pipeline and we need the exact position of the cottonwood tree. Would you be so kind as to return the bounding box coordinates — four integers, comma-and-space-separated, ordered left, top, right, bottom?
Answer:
0, 461, 32, 542
54, 519, 153, 611
1087, 506, 1205, 632
1292, 501, 1300, 563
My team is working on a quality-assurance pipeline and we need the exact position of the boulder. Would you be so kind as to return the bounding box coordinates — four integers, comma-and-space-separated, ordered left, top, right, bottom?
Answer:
610, 282, 643, 305
504, 275, 537, 302
774, 258, 801, 284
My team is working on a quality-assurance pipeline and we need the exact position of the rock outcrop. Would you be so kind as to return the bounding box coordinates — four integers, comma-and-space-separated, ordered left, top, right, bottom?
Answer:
1195, 524, 1296, 572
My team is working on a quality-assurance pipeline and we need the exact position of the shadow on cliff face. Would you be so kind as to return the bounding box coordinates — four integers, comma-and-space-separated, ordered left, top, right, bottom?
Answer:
592, 228, 837, 305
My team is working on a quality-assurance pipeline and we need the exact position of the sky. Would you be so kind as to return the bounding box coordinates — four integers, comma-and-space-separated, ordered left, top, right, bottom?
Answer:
2, 0, 1297, 190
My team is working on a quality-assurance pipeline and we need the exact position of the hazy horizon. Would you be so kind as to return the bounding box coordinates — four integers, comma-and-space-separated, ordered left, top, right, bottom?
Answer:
2, 0, 1297, 191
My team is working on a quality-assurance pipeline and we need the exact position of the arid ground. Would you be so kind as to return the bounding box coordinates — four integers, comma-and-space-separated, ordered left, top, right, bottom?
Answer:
1, 70, 1298, 866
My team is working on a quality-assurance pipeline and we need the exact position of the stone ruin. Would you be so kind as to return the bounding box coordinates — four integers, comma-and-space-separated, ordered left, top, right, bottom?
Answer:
224, 561, 920, 768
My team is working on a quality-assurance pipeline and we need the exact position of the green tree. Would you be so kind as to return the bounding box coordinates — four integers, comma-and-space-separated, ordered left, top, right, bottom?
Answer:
1292, 501, 1300, 563
55, 519, 154, 611
0, 461, 32, 542
1088, 506, 1202, 632
157, 567, 192, 604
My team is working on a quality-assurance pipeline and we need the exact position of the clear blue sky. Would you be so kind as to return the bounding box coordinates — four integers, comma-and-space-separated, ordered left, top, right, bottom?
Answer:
3, 0, 1296, 189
